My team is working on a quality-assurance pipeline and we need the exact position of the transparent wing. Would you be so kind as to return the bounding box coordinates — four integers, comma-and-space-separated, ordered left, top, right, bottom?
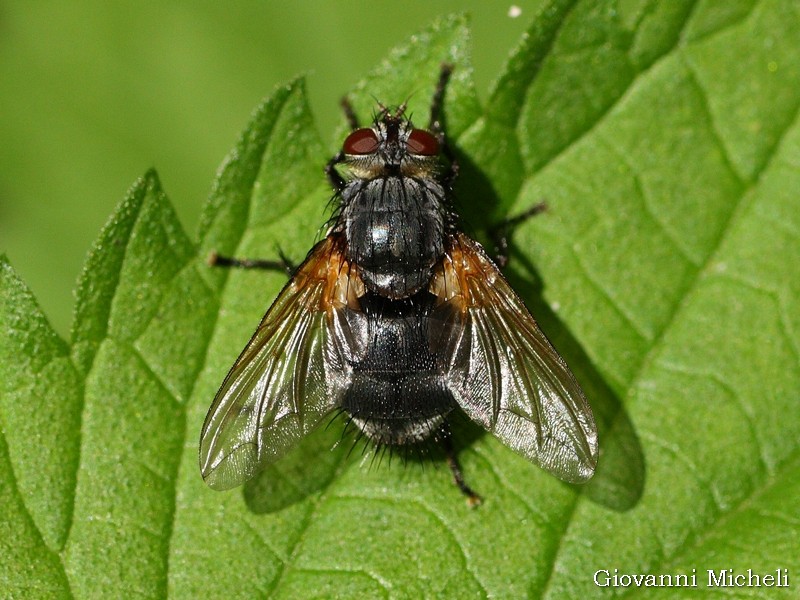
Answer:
431, 233, 598, 483
199, 236, 359, 490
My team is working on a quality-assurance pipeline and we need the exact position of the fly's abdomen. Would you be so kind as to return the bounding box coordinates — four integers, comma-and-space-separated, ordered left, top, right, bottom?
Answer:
339, 293, 457, 445
343, 177, 445, 298
344, 371, 454, 445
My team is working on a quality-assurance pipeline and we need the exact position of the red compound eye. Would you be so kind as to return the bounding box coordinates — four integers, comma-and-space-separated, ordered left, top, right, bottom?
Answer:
343, 128, 380, 154
406, 129, 439, 155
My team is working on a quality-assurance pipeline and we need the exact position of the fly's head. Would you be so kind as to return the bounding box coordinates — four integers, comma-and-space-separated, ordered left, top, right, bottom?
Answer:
341, 105, 441, 180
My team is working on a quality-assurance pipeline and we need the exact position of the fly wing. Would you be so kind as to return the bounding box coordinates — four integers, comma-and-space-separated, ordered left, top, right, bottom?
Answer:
199, 235, 362, 490
431, 233, 598, 483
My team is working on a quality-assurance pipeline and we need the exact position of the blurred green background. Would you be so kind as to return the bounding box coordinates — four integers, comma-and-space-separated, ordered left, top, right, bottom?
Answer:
0, 1, 542, 337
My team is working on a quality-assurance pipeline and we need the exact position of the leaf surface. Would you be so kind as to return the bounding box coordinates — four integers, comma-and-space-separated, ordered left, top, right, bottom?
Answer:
1, 6, 798, 598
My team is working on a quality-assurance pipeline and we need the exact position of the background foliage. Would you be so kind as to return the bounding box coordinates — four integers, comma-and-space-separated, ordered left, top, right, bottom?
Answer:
2, 1, 799, 598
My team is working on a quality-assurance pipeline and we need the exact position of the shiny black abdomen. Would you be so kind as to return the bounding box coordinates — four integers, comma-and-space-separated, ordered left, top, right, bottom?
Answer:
339, 292, 457, 445
342, 176, 445, 299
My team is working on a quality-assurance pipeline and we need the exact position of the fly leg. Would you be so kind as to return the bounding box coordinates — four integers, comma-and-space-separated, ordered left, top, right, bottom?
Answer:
440, 423, 482, 508
340, 97, 360, 130
489, 202, 548, 269
428, 63, 459, 188
207, 247, 295, 277
428, 62, 453, 135
325, 150, 347, 192
212, 92, 361, 272
324, 96, 362, 193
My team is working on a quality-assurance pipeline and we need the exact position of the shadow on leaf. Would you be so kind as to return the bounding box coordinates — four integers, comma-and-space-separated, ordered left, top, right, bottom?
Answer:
242, 423, 347, 514
452, 145, 508, 227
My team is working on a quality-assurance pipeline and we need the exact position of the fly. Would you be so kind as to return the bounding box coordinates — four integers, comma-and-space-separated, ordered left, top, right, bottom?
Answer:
199, 65, 598, 505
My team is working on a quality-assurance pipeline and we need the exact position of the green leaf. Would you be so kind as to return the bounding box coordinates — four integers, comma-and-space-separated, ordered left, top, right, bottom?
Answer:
1, 6, 798, 598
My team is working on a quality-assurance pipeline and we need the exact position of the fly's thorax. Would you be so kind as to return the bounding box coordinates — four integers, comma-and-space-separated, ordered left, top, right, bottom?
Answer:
341, 176, 446, 299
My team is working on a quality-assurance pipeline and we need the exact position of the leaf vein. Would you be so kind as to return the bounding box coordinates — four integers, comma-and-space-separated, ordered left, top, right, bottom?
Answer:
659, 361, 771, 476
681, 57, 748, 186
63, 176, 152, 554
681, 0, 760, 44
0, 431, 75, 597
470, 445, 557, 531
292, 567, 392, 597
597, 134, 703, 267
714, 272, 800, 369
330, 493, 489, 596
539, 45, 800, 598
516, 0, 700, 187
568, 244, 652, 341
264, 452, 352, 596
641, 430, 723, 514
620, 448, 800, 598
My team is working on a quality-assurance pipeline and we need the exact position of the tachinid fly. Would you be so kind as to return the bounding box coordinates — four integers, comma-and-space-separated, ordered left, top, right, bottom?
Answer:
199, 65, 598, 505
